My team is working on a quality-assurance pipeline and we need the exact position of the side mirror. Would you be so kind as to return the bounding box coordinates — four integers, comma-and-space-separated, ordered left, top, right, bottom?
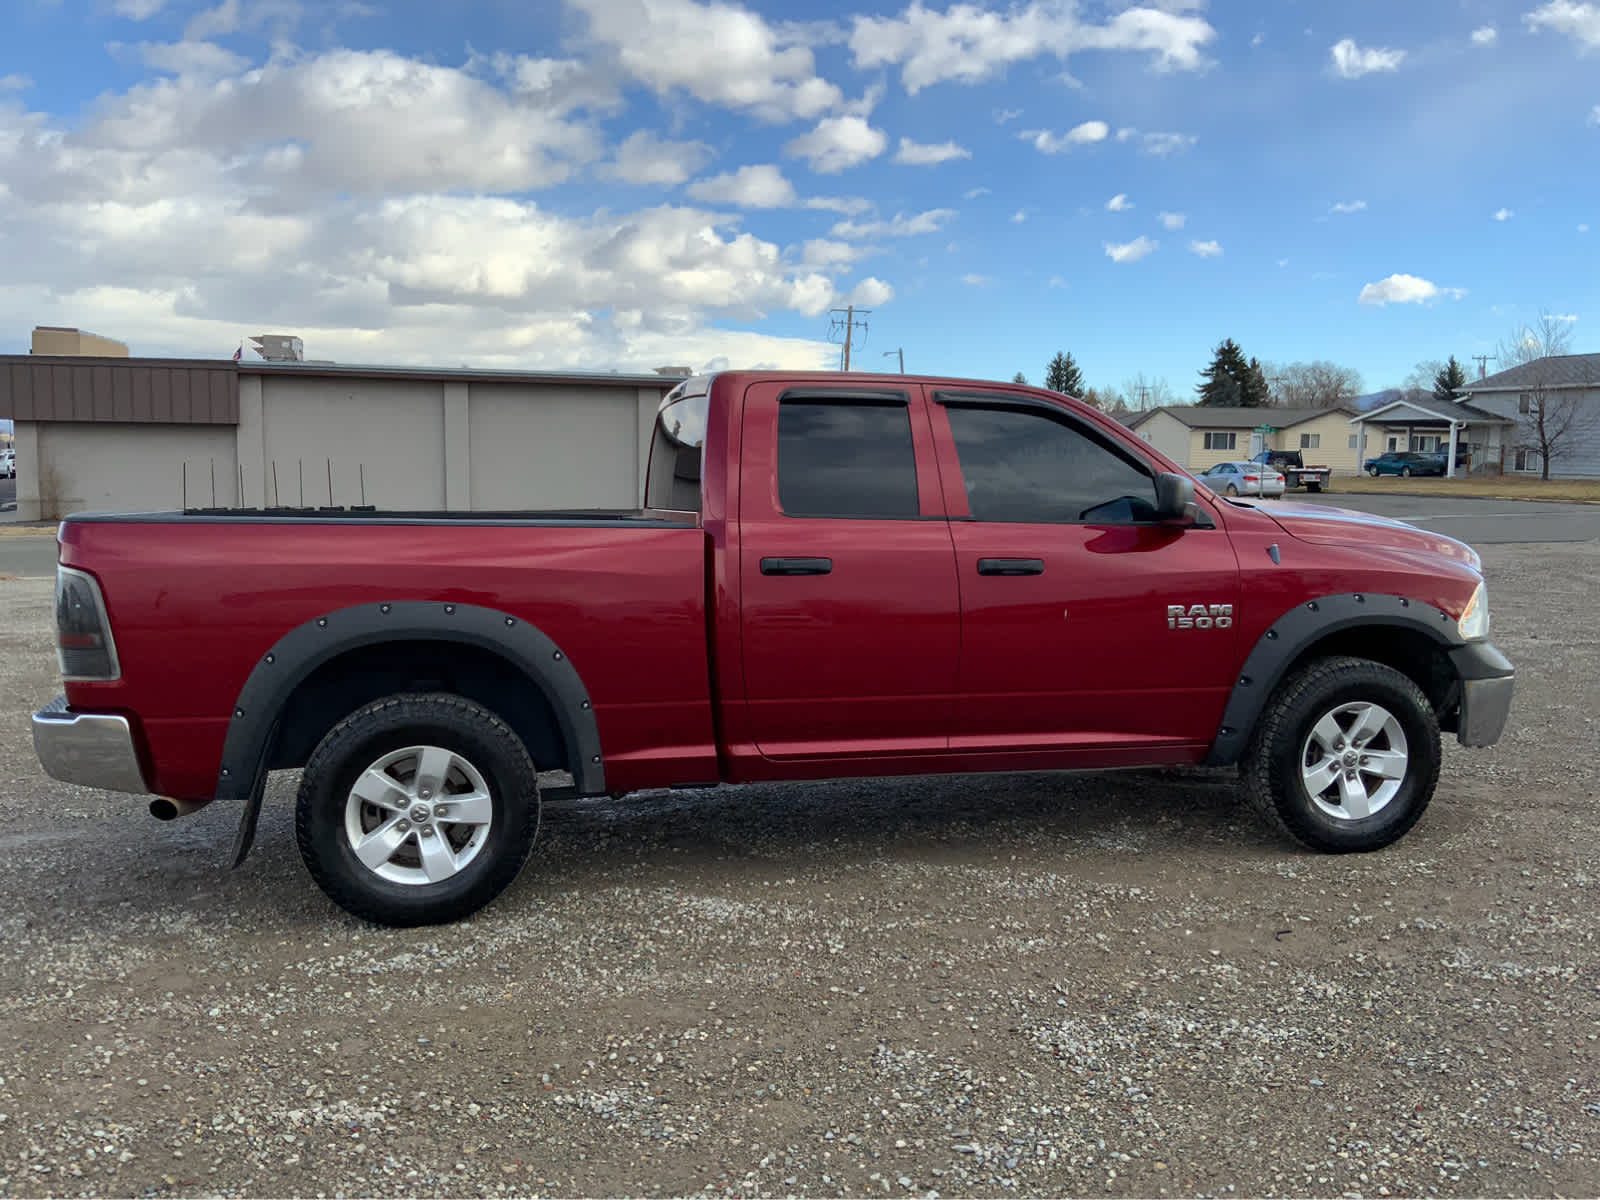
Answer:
1154, 472, 1195, 521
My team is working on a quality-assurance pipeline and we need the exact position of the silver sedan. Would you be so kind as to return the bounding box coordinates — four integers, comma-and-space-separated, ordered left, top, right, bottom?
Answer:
1197, 460, 1286, 498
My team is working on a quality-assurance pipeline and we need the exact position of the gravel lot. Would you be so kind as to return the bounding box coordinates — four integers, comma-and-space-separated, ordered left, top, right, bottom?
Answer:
1, 541, 1597, 1198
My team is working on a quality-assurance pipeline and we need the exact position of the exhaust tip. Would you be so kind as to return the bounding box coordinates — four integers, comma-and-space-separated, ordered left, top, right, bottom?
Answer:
149, 798, 180, 820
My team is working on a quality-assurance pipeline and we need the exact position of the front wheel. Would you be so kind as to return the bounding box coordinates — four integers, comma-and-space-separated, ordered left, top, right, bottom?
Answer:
1243, 656, 1440, 853
295, 692, 541, 926
1368, 467, 1379, 477
1401, 466, 1412, 477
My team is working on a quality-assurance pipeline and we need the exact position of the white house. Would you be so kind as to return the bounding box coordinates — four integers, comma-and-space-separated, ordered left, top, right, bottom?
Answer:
1451, 353, 1600, 477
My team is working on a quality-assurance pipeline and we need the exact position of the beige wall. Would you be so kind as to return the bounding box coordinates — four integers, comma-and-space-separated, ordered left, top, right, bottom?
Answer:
15, 372, 675, 520
29, 327, 130, 357
1276, 411, 1362, 475
1132, 411, 1191, 464
23, 421, 237, 517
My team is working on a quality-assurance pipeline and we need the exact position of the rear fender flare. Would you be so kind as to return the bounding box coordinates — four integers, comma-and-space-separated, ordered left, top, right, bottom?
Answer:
1204, 592, 1463, 767
219, 600, 604, 866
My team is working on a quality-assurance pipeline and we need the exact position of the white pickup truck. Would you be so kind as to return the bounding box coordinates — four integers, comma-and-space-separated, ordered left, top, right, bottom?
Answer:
1251, 449, 1329, 493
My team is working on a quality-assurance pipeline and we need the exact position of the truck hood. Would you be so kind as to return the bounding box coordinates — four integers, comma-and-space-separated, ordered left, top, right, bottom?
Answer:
1253, 500, 1481, 569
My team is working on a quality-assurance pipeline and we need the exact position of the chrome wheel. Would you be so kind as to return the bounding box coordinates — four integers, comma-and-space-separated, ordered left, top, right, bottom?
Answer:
343, 744, 494, 885
1299, 702, 1409, 822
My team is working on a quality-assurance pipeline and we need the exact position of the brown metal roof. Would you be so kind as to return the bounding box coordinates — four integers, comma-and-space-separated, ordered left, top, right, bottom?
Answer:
0, 356, 239, 424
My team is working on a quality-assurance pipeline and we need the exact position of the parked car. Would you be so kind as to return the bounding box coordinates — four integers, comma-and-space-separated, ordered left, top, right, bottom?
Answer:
0, 448, 13, 478
1249, 449, 1329, 493
1197, 460, 1286, 498
32, 370, 1514, 927
1364, 451, 1445, 478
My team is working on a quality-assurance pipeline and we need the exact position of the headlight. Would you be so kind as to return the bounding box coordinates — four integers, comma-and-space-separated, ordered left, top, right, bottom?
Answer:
1458, 581, 1490, 640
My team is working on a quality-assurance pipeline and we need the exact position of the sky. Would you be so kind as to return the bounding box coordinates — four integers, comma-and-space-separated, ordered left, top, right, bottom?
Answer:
0, 0, 1596, 403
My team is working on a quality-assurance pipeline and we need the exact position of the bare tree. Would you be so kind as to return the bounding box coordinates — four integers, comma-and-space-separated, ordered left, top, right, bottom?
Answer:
1496, 313, 1597, 480
1263, 361, 1364, 408
1120, 372, 1176, 409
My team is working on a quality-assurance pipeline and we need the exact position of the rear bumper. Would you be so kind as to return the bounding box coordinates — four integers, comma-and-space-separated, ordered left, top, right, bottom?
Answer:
32, 694, 151, 794
1449, 641, 1515, 747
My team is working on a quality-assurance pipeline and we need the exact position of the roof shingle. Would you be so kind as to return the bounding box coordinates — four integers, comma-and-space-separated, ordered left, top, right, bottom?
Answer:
1456, 353, 1600, 393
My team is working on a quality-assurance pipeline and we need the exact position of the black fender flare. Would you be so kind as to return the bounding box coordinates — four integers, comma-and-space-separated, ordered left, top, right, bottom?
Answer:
220, 600, 604, 866
1203, 591, 1465, 767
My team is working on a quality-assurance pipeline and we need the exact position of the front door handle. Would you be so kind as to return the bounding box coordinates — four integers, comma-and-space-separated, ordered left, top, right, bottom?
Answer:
761, 556, 833, 576
977, 557, 1044, 576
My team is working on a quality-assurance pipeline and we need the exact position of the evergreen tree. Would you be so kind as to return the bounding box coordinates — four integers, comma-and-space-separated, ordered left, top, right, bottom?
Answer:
1044, 351, 1086, 396
1012, 371, 1028, 384
1433, 355, 1468, 404
1196, 338, 1267, 407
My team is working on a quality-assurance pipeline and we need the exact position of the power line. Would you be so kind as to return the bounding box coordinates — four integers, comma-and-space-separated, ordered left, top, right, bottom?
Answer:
827, 306, 870, 370
1472, 354, 1491, 380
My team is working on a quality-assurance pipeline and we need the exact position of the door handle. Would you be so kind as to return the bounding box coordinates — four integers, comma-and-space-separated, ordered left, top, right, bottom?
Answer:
977, 557, 1044, 576
761, 556, 833, 576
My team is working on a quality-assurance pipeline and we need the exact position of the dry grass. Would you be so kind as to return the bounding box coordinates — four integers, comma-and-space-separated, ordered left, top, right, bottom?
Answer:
1331, 474, 1600, 503
0, 526, 56, 539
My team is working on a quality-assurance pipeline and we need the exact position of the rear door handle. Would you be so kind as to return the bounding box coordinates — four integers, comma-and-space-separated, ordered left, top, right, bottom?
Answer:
761, 556, 833, 576
977, 557, 1044, 576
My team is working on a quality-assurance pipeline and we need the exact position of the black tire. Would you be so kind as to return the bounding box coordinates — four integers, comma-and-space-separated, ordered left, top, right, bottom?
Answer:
1306, 482, 1322, 493
295, 692, 541, 926
1368, 467, 1379, 477
1242, 656, 1441, 853
1401, 466, 1412, 477
1225, 484, 1239, 496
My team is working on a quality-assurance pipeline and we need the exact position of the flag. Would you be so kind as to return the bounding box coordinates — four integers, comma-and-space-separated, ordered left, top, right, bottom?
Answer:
232, 343, 242, 361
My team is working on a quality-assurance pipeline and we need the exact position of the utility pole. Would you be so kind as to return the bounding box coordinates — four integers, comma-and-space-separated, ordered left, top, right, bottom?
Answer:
1472, 354, 1491, 380
883, 348, 904, 373
828, 306, 870, 371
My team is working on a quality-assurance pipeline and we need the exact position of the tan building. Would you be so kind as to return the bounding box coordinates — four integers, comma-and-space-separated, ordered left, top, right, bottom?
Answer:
1127, 405, 1366, 474
0, 351, 686, 521
29, 326, 130, 357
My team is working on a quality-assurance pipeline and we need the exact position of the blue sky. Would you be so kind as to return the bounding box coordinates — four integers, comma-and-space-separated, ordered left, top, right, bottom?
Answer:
0, 0, 1596, 402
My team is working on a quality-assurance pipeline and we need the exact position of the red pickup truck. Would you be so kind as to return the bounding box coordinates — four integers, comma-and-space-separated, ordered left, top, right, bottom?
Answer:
34, 370, 1513, 926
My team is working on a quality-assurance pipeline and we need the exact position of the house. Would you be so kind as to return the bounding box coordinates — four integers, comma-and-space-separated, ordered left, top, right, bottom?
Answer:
1348, 393, 1512, 477
1124, 405, 1364, 474
1451, 353, 1600, 477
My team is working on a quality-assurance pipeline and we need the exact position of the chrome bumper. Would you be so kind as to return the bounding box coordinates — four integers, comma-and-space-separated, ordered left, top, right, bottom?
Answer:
1449, 641, 1515, 748
32, 694, 151, 794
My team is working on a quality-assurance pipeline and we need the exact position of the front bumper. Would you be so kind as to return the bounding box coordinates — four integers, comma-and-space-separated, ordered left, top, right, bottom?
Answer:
1449, 641, 1515, 747
32, 694, 151, 794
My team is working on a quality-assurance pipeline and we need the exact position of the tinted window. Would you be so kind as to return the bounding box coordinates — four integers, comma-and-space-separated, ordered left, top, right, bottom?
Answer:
945, 405, 1156, 523
777, 400, 920, 518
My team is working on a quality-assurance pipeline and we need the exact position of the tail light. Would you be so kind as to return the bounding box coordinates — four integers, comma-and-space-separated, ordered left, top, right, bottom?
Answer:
1243, 475, 1259, 483
56, 565, 121, 681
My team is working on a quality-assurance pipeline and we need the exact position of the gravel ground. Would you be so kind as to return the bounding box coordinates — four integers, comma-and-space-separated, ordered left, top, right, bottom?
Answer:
0, 542, 1596, 1198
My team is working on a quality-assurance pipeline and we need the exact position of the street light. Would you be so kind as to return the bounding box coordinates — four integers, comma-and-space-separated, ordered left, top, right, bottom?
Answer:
883, 348, 904, 372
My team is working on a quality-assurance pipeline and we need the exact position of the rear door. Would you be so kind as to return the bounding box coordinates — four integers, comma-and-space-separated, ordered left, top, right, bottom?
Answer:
737, 381, 959, 758
928, 389, 1241, 751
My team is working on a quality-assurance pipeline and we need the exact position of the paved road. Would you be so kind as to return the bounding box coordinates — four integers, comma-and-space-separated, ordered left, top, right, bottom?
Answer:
0, 475, 14, 511
1290, 489, 1600, 545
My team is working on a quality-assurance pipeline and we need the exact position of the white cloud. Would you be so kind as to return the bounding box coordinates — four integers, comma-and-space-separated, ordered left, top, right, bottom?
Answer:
1019, 120, 1109, 153
1331, 199, 1367, 214
1330, 37, 1407, 77
848, 276, 895, 305
804, 194, 873, 215
964, 186, 991, 199
1357, 273, 1466, 305
1250, 31, 1264, 47
107, 39, 251, 77
1590, 104, 1600, 124
114, 0, 168, 17
1106, 193, 1133, 211
1158, 211, 1185, 229
1471, 24, 1499, 45
598, 130, 715, 186
848, 2, 1217, 93
1011, 209, 1027, 223
1494, 207, 1514, 220
798, 239, 872, 269
0, 74, 32, 91
568, 0, 841, 121
1550, 312, 1580, 322
686, 164, 797, 208
1582, 223, 1592, 232
893, 136, 971, 165
1524, 1, 1600, 48
1105, 236, 1158, 263
0, 47, 864, 373
785, 115, 888, 173
1047, 275, 1066, 288
830, 208, 957, 239
993, 107, 1023, 123
961, 273, 991, 286
1189, 239, 1222, 257
1114, 126, 1197, 155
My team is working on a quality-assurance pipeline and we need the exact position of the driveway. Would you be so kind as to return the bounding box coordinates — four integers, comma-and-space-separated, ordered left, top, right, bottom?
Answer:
1288, 490, 1600, 546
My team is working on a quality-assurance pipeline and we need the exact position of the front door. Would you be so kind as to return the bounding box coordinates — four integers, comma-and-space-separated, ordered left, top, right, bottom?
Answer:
927, 391, 1241, 751
737, 381, 960, 758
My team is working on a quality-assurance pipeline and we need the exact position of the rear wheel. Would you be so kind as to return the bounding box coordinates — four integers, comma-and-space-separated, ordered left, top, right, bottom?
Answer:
295, 692, 541, 926
1243, 656, 1440, 853
1401, 465, 1412, 477
1225, 484, 1239, 496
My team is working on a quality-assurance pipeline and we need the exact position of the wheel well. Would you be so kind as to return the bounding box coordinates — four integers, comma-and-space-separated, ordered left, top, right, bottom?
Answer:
1278, 626, 1461, 730
265, 640, 570, 774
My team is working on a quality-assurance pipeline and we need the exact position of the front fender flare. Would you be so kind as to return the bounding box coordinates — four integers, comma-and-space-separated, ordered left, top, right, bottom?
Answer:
1203, 591, 1464, 767
220, 600, 604, 866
